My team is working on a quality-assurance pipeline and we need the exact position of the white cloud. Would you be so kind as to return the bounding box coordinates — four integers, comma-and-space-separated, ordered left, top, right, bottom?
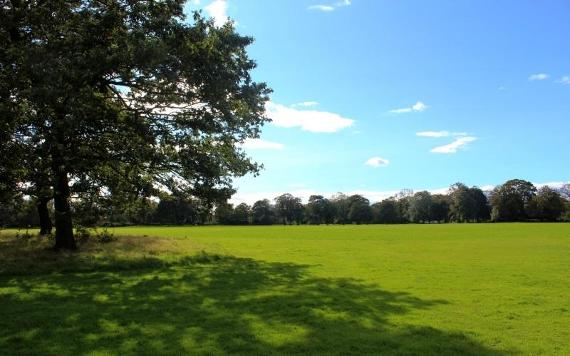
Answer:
365, 157, 390, 168
239, 138, 284, 150
308, 0, 351, 12
292, 101, 319, 108
528, 73, 549, 81
205, 0, 228, 27
308, 5, 335, 11
498, 86, 507, 91
417, 131, 450, 138
266, 102, 354, 133
390, 101, 428, 114
416, 131, 467, 138
430, 136, 477, 154
556, 76, 570, 85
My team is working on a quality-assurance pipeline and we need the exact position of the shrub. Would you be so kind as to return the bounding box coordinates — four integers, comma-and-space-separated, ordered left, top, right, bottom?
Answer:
75, 225, 92, 243
95, 228, 115, 243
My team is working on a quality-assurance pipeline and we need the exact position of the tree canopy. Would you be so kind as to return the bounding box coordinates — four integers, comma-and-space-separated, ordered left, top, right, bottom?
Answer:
490, 179, 537, 221
1, 0, 271, 249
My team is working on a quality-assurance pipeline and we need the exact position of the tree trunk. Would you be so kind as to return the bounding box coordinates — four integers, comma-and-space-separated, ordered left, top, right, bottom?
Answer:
52, 164, 76, 250
37, 197, 53, 235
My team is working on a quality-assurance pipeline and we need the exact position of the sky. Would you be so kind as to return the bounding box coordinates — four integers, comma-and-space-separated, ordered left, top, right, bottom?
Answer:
185, 0, 570, 204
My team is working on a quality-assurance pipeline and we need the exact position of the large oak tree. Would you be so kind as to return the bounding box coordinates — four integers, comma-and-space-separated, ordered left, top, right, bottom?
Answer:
1, 0, 271, 249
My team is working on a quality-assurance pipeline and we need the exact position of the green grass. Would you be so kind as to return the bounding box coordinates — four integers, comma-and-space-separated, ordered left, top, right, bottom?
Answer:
1, 223, 569, 355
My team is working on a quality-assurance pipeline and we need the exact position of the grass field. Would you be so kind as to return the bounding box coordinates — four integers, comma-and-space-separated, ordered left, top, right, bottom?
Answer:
1, 223, 569, 355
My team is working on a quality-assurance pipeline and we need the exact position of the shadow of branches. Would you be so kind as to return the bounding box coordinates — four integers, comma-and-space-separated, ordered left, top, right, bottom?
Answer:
0, 253, 514, 355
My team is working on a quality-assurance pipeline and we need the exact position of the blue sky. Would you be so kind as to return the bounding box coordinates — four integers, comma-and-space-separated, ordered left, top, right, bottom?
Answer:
186, 0, 570, 204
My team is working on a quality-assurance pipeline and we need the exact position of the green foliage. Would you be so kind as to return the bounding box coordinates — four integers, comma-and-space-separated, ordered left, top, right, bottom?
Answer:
75, 225, 92, 244
490, 179, 537, 221
449, 183, 489, 222
330, 193, 351, 224
1, 1, 271, 248
153, 195, 201, 225
251, 199, 277, 225
0, 197, 41, 228
214, 202, 251, 225
430, 194, 451, 223
232, 203, 251, 225
274, 193, 304, 224
306, 195, 335, 224
214, 202, 235, 225
347, 194, 372, 224
527, 186, 566, 221
371, 199, 402, 224
408, 191, 433, 223
94, 228, 115, 244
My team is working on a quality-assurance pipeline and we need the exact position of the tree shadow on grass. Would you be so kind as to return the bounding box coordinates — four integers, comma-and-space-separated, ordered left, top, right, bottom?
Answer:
0, 254, 515, 355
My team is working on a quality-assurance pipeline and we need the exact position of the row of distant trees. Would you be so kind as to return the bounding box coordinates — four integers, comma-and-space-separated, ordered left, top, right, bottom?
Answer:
214, 180, 569, 225
1, 179, 568, 229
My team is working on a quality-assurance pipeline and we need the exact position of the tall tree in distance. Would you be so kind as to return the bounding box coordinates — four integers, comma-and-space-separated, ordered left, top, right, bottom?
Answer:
430, 194, 450, 223
449, 183, 490, 222
274, 194, 304, 224
449, 183, 476, 222
490, 179, 536, 221
347, 194, 372, 224
527, 186, 566, 221
1, 1, 271, 249
251, 199, 276, 225
306, 195, 335, 224
331, 193, 350, 224
470, 186, 491, 222
371, 199, 402, 224
233, 203, 251, 225
214, 202, 235, 225
408, 191, 433, 223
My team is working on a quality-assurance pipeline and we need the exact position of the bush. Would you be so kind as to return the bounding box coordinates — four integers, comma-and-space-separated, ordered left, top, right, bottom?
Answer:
94, 228, 115, 243
75, 225, 92, 243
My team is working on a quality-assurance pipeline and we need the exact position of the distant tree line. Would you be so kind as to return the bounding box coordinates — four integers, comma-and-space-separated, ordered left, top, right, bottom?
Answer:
1, 179, 569, 229
212, 180, 569, 225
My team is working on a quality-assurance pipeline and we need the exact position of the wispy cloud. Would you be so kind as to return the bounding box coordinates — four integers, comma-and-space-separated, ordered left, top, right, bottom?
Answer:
308, 5, 335, 11
239, 138, 284, 150
416, 131, 467, 138
204, 0, 228, 27
556, 76, 570, 85
308, 0, 351, 12
528, 73, 549, 81
365, 157, 390, 168
389, 101, 428, 114
430, 136, 477, 154
266, 102, 354, 133
292, 101, 319, 108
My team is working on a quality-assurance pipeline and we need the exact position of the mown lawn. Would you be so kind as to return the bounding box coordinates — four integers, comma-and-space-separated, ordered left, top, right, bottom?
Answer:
1, 223, 569, 355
